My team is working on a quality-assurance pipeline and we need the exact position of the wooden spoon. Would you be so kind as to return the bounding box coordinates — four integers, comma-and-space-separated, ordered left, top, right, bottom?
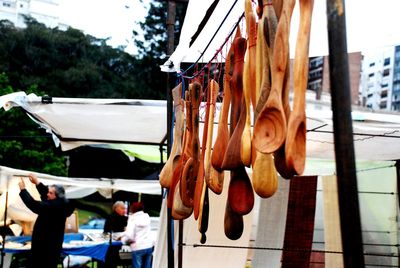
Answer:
285, 0, 314, 175
160, 83, 184, 188
228, 166, 254, 215
180, 82, 202, 207
193, 81, 212, 220
253, 0, 295, 154
224, 199, 244, 240
221, 35, 247, 170
167, 90, 191, 209
204, 80, 220, 186
241, 0, 257, 167
207, 166, 224, 195
172, 182, 193, 220
251, 2, 279, 198
211, 49, 233, 171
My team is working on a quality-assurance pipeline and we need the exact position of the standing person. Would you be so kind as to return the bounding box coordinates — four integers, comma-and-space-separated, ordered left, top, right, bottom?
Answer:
18, 173, 74, 268
99, 201, 128, 268
103, 201, 128, 233
122, 202, 154, 268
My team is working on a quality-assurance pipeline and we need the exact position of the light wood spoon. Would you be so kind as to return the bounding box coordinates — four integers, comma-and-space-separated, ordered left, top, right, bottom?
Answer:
253, 0, 295, 154
285, 0, 314, 175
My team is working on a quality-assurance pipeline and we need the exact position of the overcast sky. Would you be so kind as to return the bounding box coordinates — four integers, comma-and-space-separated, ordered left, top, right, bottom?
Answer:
58, 0, 149, 54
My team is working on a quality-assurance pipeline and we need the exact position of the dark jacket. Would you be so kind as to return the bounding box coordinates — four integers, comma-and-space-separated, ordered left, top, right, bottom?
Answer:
103, 211, 128, 233
19, 183, 74, 268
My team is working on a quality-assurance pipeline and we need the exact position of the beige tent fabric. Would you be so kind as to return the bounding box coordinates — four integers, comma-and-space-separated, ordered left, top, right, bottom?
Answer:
180, 173, 253, 268
322, 175, 344, 268
251, 177, 291, 268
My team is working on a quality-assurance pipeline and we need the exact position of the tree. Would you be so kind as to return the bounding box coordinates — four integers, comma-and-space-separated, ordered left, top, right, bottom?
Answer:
0, 72, 67, 175
132, 0, 188, 99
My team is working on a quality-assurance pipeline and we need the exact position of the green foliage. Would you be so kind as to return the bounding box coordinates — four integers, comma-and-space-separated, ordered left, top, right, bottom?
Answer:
0, 3, 188, 176
0, 73, 67, 175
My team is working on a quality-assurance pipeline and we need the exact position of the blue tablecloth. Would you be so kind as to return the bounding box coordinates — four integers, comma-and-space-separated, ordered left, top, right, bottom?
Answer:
2, 233, 122, 262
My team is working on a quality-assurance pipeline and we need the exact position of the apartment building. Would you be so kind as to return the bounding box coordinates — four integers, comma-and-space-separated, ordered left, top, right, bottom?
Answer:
304, 52, 362, 106
359, 45, 400, 112
0, 0, 63, 29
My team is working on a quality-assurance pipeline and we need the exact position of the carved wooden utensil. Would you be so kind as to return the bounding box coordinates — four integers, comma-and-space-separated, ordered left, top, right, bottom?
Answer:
251, 1, 279, 198
193, 81, 211, 220
180, 81, 202, 207
160, 83, 184, 188
285, 0, 314, 175
253, 0, 296, 154
210, 48, 233, 172
241, 0, 257, 167
204, 80, 220, 187
221, 35, 247, 170
228, 166, 254, 215
224, 199, 244, 240
168, 91, 191, 210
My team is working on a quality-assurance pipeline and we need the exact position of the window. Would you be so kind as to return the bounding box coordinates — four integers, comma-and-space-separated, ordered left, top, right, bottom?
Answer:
384, 58, 390, 66
369, 62, 375, 67
368, 73, 375, 77
383, 69, 390, 76
3, 2, 11, 7
381, 90, 388, 98
379, 101, 387, 109
367, 93, 373, 98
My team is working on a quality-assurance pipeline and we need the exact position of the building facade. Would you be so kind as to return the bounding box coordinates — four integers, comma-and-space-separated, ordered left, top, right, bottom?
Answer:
0, 0, 62, 29
359, 45, 400, 112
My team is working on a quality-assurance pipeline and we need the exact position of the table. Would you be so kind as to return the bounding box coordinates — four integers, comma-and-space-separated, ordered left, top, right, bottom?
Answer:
1, 233, 122, 263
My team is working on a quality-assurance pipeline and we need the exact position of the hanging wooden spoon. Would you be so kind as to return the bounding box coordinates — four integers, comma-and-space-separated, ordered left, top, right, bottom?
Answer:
193, 81, 211, 220
167, 90, 191, 209
241, 0, 257, 167
251, 2, 279, 198
160, 83, 184, 188
221, 35, 247, 170
172, 182, 193, 220
210, 45, 233, 172
228, 166, 254, 215
204, 80, 220, 187
253, 0, 296, 154
285, 0, 314, 175
207, 166, 224, 195
180, 81, 202, 207
224, 199, 244, 240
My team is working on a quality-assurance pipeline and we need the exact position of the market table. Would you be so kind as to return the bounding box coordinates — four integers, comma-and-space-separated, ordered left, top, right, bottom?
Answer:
1, 233, 122, 263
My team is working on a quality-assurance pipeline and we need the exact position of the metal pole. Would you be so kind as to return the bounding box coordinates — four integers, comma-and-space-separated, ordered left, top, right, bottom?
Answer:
166, 2, 176, 268
326, 1, 365, 267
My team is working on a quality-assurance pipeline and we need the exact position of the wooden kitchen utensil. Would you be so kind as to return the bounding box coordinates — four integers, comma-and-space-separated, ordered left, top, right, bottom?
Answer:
285, 0, 314, 175
253, 0, 295, 154
160, 83, 184, 188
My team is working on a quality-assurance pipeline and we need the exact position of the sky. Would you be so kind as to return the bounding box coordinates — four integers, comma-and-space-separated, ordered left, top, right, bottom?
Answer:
58, 0, 150, 54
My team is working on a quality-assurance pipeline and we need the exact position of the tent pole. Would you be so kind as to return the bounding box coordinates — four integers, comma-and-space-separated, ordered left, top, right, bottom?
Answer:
326, 0, 364, 266
166, 2, 177, 268
0, 176, 10, 268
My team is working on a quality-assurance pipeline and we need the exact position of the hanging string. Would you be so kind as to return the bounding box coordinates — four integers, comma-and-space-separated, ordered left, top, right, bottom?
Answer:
179, 12, 245, 80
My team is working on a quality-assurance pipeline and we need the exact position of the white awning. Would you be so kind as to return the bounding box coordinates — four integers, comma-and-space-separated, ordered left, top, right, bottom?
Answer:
0, 92, 167, 163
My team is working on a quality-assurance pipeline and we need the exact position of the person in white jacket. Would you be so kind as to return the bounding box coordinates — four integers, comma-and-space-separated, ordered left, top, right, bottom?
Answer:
122, 202, 154, 268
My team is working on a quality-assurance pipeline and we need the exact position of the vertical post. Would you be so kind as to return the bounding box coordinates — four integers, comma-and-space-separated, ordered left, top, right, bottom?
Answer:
326, 1, 365, 267
166, 2, 176, 268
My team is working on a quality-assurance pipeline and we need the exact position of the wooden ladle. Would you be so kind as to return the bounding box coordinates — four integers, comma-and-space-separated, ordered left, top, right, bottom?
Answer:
285, 0, 314, 175
253, 0, 296, 154
159, 83, 184, 188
